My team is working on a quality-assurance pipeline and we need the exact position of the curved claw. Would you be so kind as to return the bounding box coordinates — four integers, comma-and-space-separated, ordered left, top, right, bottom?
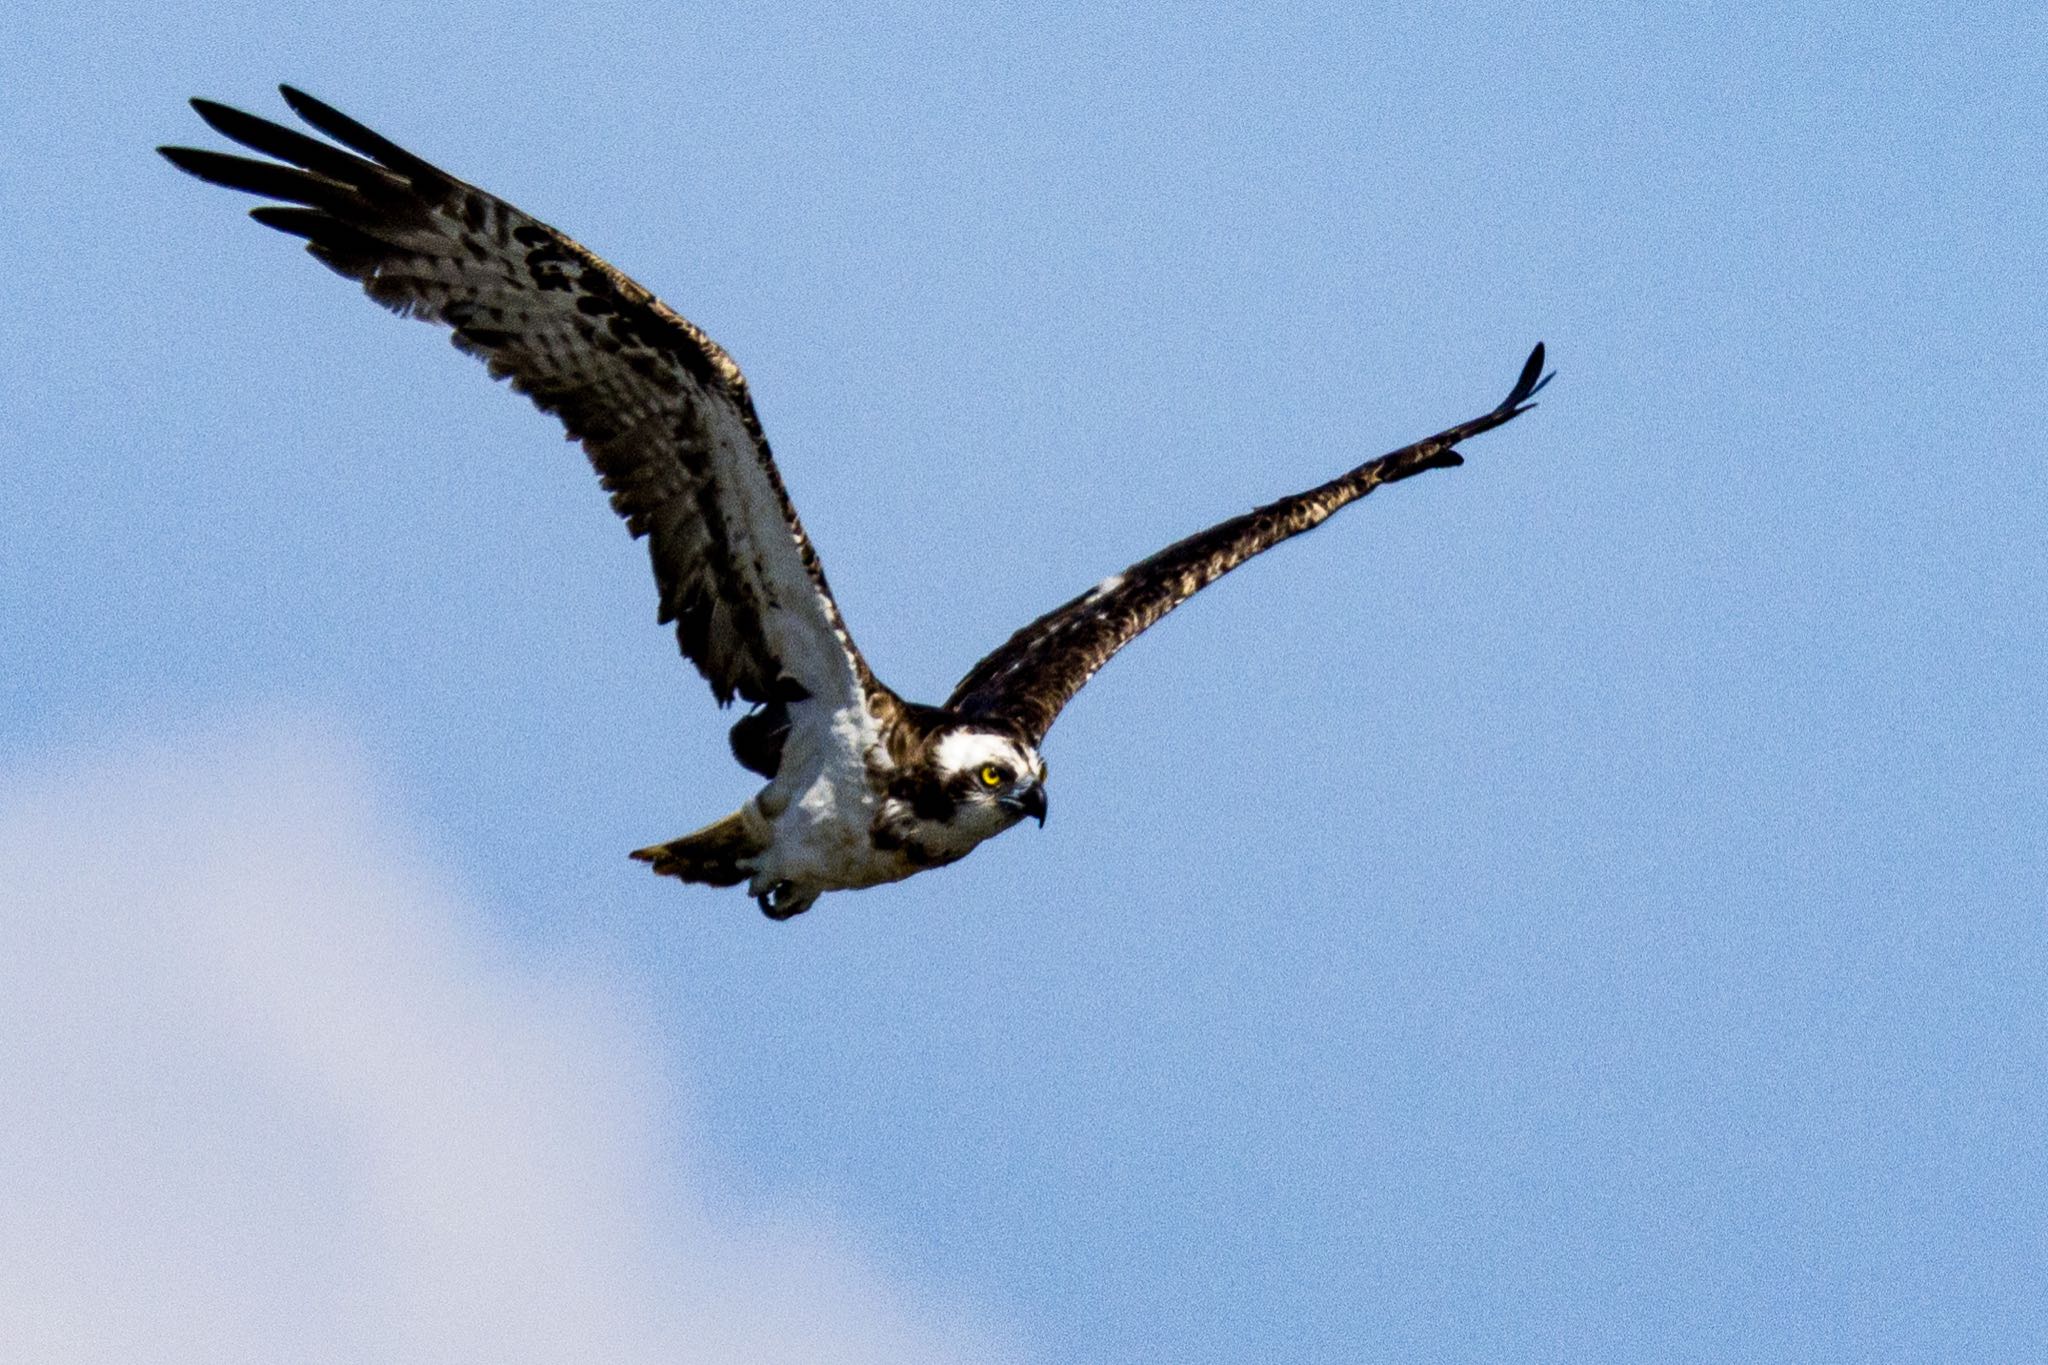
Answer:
755, 880, 814, 921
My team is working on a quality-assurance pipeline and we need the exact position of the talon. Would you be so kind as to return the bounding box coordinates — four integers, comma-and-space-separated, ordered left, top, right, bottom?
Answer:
756, 880, 807, 920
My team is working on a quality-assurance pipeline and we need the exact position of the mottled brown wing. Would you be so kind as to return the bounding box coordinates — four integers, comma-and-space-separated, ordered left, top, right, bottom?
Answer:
945, 345, 1552, 742
161, 87, 883, 722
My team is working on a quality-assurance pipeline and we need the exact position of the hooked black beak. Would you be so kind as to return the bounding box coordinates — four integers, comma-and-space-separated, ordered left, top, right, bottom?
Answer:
1018, 783, 1048, 827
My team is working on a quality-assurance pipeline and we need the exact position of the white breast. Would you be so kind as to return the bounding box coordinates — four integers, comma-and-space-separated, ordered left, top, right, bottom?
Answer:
745, 699, 906, 896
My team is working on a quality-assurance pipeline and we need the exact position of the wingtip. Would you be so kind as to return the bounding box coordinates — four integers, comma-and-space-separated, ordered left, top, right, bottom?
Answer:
156, 143, 205, 174
276, 84, 337, 128
270, 83, 450, 185
1528, 340, 1556, 398
1504, 341, 1555, 411
186, 96, 248, 142
277, 84, 327, 125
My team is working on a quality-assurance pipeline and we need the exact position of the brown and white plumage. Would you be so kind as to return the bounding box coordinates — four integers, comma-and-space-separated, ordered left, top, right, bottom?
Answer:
163, 87, 1551, 920
947, 346, 1551, 742
162, 88, 873, 718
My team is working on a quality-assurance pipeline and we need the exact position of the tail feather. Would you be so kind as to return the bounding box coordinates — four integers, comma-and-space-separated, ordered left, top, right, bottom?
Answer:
631, 809, 765, 887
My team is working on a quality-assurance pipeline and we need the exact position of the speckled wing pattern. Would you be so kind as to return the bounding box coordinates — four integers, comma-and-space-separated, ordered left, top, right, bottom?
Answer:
160, 87, 880, 721
945, 345, 1553, 743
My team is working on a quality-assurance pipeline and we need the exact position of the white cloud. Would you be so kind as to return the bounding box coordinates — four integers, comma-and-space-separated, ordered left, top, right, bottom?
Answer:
0, 720, 1017, 1365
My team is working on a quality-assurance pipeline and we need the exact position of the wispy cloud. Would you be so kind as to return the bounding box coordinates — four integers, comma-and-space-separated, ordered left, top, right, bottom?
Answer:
0, 720, 1017, 1364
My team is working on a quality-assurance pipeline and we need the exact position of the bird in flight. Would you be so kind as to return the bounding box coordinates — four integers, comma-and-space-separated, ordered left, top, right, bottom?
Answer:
162, 87, 1551, 920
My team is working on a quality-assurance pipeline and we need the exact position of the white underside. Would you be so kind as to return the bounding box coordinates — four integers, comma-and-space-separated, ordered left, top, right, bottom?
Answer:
730, 701, 1037, 913
741, 699, 907, 902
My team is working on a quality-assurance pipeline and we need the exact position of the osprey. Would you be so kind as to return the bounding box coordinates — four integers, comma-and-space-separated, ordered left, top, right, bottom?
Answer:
163, 88, 1552, 920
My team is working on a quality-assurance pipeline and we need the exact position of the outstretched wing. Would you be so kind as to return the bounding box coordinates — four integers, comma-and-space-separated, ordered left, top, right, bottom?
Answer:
946, 345, 1553, 742
161, 87, 886, 730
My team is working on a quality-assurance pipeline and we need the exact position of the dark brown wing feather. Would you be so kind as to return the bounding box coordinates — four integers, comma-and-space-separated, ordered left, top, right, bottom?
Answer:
945, 345, 1553, 742
161, 87, 884, 718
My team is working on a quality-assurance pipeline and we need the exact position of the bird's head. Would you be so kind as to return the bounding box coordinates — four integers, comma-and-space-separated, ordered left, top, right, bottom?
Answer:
923, 725, 1049, 838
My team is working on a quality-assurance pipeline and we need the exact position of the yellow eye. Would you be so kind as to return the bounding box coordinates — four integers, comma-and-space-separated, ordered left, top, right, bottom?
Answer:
978, 764, 1005, 788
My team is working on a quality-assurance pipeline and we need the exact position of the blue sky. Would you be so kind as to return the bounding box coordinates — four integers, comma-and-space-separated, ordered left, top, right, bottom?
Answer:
5, 2, 2045, 1360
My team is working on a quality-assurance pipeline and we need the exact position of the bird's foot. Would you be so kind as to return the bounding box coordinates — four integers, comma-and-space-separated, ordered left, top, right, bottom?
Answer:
755, 880, 815, 920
